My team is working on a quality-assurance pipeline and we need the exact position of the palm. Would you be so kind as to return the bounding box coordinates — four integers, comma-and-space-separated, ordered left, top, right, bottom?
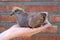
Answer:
0, 24, 57, 40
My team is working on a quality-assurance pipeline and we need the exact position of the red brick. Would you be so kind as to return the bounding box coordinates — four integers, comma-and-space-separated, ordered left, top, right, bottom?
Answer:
8, 4, 22, 12
52, 16, 60, 23
11, 37, 32, 40
0, 5, 6, 12
56, 36, 60, 40
0, 15, 17, 22
0, 26, 6, 33
33, 36, 56, 40
33, 0, 54, 2
1, 0, 31, 2
57, 0, 60, 2
25, 5, 58, 12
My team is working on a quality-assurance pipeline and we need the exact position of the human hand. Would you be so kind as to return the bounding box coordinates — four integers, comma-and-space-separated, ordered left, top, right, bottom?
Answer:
0, 23, 58, 40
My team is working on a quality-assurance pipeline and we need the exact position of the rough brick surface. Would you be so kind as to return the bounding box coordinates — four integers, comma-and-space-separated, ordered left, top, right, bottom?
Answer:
0, 5, 6, 12
25, 5, 58, 12
57, 0, 60, 2
8, 4, 22, 11
52, 16, 60, 23
33, 36, 56, 40
0, 15, 17, 22
1, 0, 31, 2
56, 36, 60, 40
32, 0, 54, 2
0, 26, 6, 33
10, 37, 32, 40
8, 4, 22, 12
0, 0, 54, 2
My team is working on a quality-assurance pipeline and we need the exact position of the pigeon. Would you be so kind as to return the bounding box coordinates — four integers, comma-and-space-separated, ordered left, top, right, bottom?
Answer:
10, 7, 48, 28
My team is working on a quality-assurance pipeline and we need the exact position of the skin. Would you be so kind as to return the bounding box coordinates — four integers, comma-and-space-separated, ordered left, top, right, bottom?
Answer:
0, 23, 58, 40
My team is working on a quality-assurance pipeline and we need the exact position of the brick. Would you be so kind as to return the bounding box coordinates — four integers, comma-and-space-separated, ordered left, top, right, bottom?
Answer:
56, 36, 60, 40
33, 36, 56, 40
0, 5, 6, 12
0, 15, 17, 22
52, 16, 60, 23
8, 4, 22, 12
1, 0, 31, 2
33, 0, 54, 2
56, 0, 60, 2
0, 26, 6, 33
25, 5, 58, 12
10, 37, 32, 40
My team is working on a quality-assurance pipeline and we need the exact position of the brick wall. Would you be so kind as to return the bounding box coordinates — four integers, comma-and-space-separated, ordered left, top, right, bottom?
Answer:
0, 0, 60, 40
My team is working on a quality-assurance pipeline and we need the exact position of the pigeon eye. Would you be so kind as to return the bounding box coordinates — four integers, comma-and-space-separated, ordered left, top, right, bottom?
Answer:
15, 9, 19, 12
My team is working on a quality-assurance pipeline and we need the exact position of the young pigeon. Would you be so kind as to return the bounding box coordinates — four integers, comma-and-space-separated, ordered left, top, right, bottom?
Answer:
10, 7, 49, 28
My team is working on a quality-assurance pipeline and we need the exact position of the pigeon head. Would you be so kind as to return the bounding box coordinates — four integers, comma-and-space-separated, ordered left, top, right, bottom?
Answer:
10, 7, 25, 16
